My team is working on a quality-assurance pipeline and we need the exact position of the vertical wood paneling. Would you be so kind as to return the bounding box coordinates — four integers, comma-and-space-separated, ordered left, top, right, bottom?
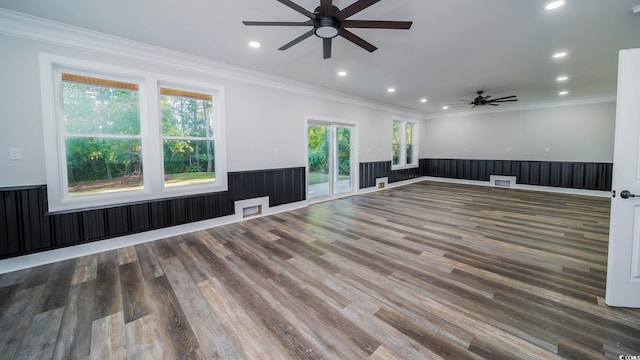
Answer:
539, 162, 551, 186
0, 167, 305, 259
52, 213, 82, 246
2, 191, 21, 253
420, 159, 612, 191
129, 204, 150, 233
529, 162, 540, 185
359, 161, 391, 188
149, 201, 171, 229
1, 190, 21, 255
106, 207, 130, 237
82, 210, 107, 241
360, 161, 422, 188
550, 162, 562, 187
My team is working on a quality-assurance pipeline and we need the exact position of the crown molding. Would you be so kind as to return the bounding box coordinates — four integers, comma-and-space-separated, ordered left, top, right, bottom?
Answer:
426, 94, 617, 120
0, 9, 427, 120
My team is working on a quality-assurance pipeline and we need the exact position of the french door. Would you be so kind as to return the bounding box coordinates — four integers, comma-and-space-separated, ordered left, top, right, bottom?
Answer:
307, 122, 354, 200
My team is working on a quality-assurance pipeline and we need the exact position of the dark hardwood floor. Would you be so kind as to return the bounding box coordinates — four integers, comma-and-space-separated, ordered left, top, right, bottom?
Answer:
1, 181, 639, 359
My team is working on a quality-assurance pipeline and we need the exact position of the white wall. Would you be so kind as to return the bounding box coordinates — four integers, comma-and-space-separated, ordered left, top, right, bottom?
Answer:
420, 101, 616, 162
0, 32, 423, 188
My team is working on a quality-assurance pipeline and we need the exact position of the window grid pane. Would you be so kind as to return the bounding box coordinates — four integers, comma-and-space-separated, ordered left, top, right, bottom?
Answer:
65, 137, 143, 196
62, 81, 140, 136
392, 120, 402, 166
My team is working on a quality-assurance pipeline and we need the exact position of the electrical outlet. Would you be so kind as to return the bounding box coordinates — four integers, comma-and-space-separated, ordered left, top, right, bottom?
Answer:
9, 148, 21, 160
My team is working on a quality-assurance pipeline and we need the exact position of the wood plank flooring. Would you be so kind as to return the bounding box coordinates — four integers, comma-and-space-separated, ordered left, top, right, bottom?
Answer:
1, 181, 639, 359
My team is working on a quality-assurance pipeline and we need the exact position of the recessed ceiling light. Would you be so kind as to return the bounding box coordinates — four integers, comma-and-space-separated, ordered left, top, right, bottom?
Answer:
420, 98, 428, 103
632, 5, 640, 14
387, 88, 396, 93
442, 106, 449, 110
559, 91, 569, 96
249, 41, 261, 48
553, 52, 568, 59
557, 76, 569, 81
338, 71, 348, 77
545, 1, 565, 10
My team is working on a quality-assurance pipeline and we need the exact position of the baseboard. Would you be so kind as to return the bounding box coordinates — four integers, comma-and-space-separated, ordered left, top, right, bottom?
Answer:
0, 199, 307, 274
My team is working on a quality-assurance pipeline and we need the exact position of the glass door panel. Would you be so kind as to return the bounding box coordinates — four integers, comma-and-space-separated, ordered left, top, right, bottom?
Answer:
334, 127, 352, 195
308, 124, 330, 199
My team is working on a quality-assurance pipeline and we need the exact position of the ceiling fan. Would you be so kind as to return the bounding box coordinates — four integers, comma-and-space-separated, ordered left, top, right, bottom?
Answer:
242, 0, 413, 59
450, 91, 519, 108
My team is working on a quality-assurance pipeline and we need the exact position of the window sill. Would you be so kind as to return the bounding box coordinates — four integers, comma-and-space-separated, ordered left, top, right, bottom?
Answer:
47, 182, 228, 214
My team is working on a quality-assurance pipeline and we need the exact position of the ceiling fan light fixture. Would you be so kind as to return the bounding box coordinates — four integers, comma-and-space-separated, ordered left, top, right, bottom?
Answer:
315, 17, 339, 39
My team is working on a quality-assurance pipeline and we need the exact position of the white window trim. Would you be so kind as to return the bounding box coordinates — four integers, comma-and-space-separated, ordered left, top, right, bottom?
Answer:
40, 53, 227, 212
391, 118, 419, 170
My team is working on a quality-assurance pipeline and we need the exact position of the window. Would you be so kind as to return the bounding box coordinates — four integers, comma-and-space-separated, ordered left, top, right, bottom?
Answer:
160, 88, 215, 187
41, 55, 226, 212
61, 73, 144, 196
391, 119, 418, 169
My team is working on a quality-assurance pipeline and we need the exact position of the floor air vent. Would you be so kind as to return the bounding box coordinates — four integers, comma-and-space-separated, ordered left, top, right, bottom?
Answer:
243, 205, 262, 218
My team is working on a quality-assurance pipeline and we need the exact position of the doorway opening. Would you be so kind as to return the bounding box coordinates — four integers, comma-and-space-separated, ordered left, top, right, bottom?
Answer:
307, 122, 355, 201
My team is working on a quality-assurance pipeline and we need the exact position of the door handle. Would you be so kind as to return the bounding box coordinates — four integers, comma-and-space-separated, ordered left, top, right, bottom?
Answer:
621, 190, 637, 199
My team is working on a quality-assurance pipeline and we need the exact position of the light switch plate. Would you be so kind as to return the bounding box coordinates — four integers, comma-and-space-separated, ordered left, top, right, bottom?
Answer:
9, 148, 21, 160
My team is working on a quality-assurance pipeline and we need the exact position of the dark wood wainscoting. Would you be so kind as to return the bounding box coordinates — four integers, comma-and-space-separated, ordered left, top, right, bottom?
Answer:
359, 161, 391, 189
421, 159, 613, 191
0, 167, 305, 259
359, 159, 612, 192
359, 161, 424, 189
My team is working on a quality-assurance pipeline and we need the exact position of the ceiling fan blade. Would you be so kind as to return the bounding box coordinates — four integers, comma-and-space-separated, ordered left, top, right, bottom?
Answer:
275, 0, 315, 19
337, 0, 381, 20
340, 29, 377, 52
278, 29, 315, 51
484, 95, 492, 100
447, 103, 471, 107
491, 99, 519, 102
323, 38, 332, 59
490, 95, 517, 101
488, 103, 499, 106
243, 20, 313, 26
342, 20, 413, 29
457, 99, 473, 102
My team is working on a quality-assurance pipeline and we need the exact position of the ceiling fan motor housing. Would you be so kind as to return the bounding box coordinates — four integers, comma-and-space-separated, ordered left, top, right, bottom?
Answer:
315, 16, 340, 38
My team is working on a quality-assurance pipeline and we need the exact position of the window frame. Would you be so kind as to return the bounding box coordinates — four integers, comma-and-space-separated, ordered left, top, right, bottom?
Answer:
391, 118, 419, 170
40, 54, 227, 212
158, 82, 220, 190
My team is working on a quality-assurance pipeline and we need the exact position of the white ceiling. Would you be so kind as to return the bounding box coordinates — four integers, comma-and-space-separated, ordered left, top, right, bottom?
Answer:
1, 0, 640, 114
